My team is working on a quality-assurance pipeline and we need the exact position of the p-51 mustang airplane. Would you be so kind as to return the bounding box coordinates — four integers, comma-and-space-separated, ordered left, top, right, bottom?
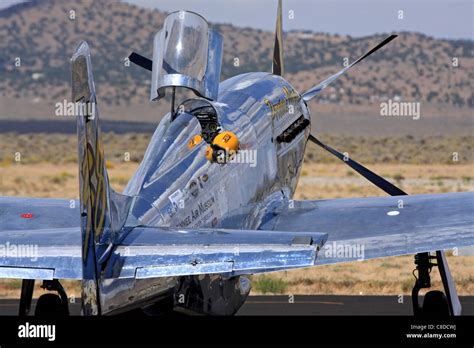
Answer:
1, 1, 473, 316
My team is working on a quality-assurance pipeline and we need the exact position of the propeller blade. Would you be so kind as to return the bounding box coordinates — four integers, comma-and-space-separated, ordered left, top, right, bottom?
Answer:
302, 35, 397, 101
308, 134, 407, 196
272, 0, 284, 76
129, 52, 153, 71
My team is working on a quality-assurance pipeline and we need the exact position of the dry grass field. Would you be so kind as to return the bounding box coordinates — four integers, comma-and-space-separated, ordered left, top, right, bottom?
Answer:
0, 133, 472, 298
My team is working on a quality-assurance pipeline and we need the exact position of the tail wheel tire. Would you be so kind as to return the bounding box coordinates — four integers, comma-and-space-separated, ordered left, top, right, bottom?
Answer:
35, 293, 68, 316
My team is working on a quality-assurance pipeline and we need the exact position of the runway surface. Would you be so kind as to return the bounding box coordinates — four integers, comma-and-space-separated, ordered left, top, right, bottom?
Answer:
1, 295, 473, 315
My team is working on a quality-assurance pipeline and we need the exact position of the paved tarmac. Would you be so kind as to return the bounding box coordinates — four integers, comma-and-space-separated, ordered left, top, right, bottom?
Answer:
1, 295, 473, 315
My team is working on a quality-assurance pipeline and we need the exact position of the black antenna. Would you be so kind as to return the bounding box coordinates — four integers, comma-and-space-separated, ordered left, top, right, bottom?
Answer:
171, 87, 176, 120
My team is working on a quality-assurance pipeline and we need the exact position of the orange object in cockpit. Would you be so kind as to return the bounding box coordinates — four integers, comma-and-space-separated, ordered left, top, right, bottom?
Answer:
187, 134, 203, 149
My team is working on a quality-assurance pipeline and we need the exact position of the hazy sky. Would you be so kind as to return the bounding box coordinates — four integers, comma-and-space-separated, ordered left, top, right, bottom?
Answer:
1, 0, 472, 40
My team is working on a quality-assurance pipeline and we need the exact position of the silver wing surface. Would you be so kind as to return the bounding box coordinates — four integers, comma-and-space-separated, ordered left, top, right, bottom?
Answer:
260, 192, 474, 264
3, 191, 471, 279
0, 197, 327, 280
0, 197, 82, 279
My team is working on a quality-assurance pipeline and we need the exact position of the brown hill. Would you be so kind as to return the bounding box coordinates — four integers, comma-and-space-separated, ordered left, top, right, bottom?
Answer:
0, 0, 473, 123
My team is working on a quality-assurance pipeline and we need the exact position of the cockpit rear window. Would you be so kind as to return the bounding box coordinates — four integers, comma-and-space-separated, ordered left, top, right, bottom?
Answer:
176, 98, 221, 143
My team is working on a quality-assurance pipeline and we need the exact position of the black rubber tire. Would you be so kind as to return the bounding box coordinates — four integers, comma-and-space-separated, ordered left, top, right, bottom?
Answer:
422, 290, 450, 315
35, 293, 68, 316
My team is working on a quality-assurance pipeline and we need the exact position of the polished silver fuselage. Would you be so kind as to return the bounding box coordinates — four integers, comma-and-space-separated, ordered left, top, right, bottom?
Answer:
125, 72, 310, 229
100, 72, 311, 314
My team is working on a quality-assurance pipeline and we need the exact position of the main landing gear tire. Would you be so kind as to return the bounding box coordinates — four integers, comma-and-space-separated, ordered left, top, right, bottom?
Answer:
422, 290, 450, 316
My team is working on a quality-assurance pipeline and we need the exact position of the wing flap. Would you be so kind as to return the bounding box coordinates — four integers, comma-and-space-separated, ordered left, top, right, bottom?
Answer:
105, 227, 328, 278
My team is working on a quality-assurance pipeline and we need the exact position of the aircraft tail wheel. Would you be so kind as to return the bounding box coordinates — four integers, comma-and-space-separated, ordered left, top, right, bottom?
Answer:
422, 290, 450, 315
35, 293, 68, 316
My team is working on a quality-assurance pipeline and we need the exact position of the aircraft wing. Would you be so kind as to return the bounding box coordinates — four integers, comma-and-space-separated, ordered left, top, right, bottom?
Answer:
0, 197, 327, 280
5, 191, 470, 279
259, 192, 474, 264
0, 197, 82, 279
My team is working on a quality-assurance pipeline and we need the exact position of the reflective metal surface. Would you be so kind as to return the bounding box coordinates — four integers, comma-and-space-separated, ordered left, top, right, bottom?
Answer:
98, 69, 316, 314
125, 72, 309, 232
150, 11, 223, 101
260, 191, 474, 264
0, 197, 81, 280
103, 64, 316, 313
72, 41, 133, 315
